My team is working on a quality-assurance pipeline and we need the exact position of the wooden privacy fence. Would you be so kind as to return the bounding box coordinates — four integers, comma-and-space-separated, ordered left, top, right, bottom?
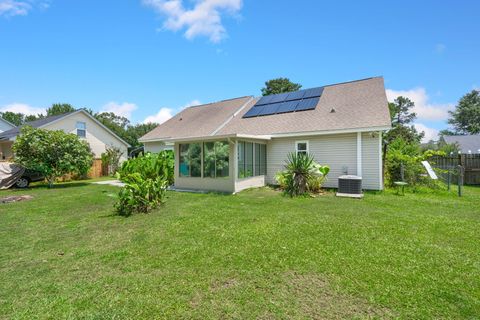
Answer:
88, 159, 107, 178
431, 154, 480, 185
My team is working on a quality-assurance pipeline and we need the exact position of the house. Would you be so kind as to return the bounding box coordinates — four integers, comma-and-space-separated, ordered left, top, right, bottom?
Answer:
139, 77, 391, 193
442, 135, 480, 154
0, 117, 16, 133
0, 109, 130, 162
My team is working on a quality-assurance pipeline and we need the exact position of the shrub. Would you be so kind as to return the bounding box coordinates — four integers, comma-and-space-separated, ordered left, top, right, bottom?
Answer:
118, 151, 174, 185
13, 126, 93, 187
385, 137, 445, 188
115, 151, 173, 216
276, 153, 330, 196
115, 173, 168, 216
101, 146, 124, 176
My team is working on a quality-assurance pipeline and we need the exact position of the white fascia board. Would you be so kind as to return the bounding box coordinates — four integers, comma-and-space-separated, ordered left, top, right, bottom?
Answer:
140, 133, 271, 144
269, 126, 391, 138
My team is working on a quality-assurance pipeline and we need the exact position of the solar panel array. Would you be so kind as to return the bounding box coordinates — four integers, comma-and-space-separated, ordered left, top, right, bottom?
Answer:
243, 87, 324, 118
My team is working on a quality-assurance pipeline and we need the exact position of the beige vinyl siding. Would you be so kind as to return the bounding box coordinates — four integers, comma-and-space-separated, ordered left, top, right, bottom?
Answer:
144, 141, 173, 153
43, 112, 128, 162
267, 133, 358, 188
361, 132, 382, 190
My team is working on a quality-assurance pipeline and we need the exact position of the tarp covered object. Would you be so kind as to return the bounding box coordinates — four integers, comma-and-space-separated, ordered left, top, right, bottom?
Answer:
0, 162, 25, 189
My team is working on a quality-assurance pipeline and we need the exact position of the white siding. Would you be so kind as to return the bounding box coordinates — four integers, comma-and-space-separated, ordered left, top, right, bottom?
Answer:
266, 132, 383, 190
43, 112, 128, 162
361, 132, 382, 190
144, 141, 173, 153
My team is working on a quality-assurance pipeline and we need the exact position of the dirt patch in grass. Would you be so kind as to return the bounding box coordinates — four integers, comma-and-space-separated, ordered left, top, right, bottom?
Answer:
0, 195, 33, 204
282, 272, 394, 319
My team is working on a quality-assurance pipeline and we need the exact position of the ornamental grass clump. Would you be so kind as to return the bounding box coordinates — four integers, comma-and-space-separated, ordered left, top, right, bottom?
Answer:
276, 152, 330, 197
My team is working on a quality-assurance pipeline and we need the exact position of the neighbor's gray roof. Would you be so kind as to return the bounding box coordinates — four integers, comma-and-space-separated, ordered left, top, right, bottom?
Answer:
140, 77, 391, 142
0, 111, 77, 140
443, 135, 480, 154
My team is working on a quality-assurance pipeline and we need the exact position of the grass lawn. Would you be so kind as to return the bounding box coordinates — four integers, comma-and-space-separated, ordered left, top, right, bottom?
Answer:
0, 183, 479, 319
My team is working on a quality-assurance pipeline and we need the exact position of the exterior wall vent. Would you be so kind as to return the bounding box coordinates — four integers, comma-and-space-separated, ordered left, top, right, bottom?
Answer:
336, 175, 363, 198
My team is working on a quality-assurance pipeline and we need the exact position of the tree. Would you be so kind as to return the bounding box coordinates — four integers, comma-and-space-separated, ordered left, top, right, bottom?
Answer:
385, 97, 424, 145
261, 78, 302, 96
439, 129, 456, 137
0, 111, 25, 126
125, 123, 159, 147
46, 103, 76, 117
94, 112, 130, 139
0, 111, 43, 126
448, 90, 480, 134
13, 126, 93, 187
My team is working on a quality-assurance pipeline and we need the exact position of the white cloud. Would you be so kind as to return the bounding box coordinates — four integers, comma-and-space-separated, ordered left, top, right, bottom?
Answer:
143, 0, 242, 42
0, 0, 48, 17
414, 123, 439, 143
0, 102, 45, 115
143, 107, 174, 124
143, 99, 201, 124
182, 99, 201, 109
386, 87, 454, 121
100, 102, 138, 119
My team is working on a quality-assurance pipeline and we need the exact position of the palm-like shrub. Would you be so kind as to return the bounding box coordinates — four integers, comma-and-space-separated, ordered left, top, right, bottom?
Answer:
277, 152, 330, 196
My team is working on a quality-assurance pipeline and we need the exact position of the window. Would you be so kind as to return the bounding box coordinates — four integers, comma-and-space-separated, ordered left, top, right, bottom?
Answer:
76, 121, 86, 138
179, 143, 201, 177
203, 141, 229, 178
296, 141, 309, 155
238, 141, 267, 179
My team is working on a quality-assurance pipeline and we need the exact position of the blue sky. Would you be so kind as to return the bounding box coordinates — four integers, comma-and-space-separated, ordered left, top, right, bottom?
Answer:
1, 0, 479, 141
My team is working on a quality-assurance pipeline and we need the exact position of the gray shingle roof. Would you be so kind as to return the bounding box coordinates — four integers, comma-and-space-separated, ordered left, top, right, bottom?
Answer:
443, 135, 480, 154
140, 77, 391, 142
0, 111, 77, 140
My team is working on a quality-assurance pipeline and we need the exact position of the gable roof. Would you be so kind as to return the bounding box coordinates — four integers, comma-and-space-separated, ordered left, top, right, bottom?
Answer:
140, 77, 391, 142
0, 109, 130, 146
443, 135, 480, 154
0, 117, 16, 130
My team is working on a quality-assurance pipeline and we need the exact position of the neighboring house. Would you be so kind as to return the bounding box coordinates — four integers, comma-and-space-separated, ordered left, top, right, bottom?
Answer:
0, 117, 16, 133
0, 109, 130, 161
442, 135, 480, 154
140, 77, 391, 193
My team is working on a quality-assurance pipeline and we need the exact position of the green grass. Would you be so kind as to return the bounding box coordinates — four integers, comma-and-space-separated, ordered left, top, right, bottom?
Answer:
0, 183, 479, 319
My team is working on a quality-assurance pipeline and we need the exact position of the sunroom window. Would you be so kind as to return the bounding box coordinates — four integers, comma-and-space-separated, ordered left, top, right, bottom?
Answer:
203, 141, 229, 178
179, 143, 201, 177
238, 141, 266, 179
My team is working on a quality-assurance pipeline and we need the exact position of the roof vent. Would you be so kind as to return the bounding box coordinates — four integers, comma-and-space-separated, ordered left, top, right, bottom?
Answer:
330, 108, 336, 113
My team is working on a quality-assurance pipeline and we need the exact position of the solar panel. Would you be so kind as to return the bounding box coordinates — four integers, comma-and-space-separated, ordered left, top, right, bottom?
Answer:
268, 92, 289, 104
303, 87, 324, 99
276, 101, 299, 114
243, 106, 264, 118
257, 103, 280, 116
255, 95, 274, 106
295, 97, 320, 111
285, 90, 306, 101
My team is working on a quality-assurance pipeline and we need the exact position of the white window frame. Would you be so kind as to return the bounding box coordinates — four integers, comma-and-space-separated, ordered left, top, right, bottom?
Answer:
76, 121, 86, 138
295, 140, 309, 155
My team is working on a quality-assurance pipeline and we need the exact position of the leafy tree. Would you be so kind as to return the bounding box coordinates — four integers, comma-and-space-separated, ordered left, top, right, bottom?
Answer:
13, 126, 93, 187
261, 78, 302, 96
94, 112, 130, 140
385, 97, 424, 145
0, 111, 24, 126
448, 90, 480, 134
46, 103, 76, 117
125, 123, 159, 147
439, 129, 456, 137
0, 111, 43, 126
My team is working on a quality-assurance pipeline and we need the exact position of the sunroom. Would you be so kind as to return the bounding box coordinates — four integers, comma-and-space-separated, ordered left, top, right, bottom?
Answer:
170, 134, 270, 193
